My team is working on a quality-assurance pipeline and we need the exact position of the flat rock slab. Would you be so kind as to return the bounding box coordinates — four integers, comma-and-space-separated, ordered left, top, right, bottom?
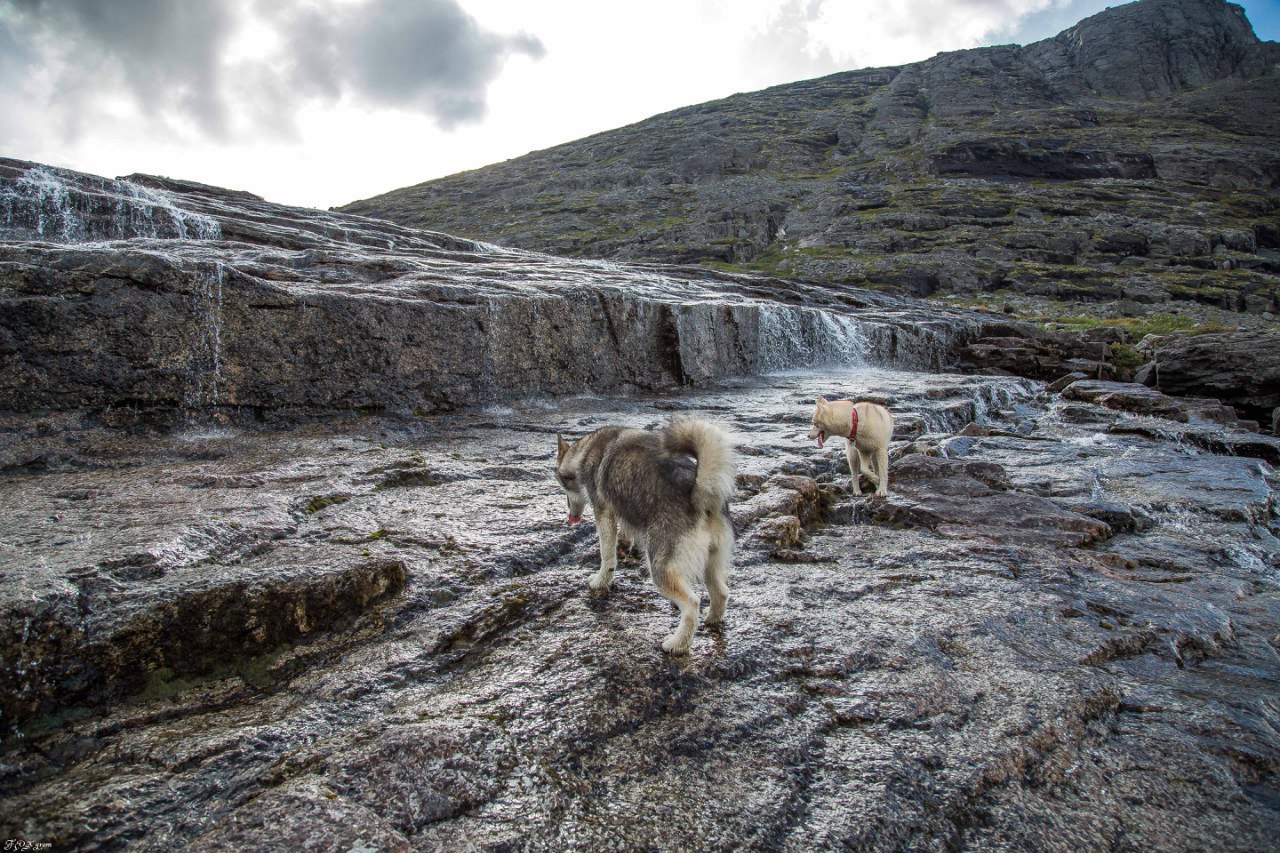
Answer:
1, 369, 1277, 851
861, 453, 1112, 546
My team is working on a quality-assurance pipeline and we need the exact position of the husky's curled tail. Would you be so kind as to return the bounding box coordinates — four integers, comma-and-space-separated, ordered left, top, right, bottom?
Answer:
662, 417, 736, 517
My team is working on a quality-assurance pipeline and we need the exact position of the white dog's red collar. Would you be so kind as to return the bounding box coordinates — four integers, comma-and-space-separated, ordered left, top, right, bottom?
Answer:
849, 407, 859, 441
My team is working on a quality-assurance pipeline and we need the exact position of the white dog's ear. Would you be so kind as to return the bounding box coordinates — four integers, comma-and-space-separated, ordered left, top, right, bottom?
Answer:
816, 396, 828, 407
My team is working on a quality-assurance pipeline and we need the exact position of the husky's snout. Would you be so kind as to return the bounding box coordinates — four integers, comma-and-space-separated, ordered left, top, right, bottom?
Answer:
565, 489, 586, 524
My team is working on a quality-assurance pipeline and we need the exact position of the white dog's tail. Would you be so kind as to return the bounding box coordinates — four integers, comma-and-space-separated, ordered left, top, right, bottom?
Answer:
663, 418, 736, 514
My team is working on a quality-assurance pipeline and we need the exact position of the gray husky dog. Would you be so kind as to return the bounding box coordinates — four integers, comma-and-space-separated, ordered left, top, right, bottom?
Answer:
555, 418, 736, 655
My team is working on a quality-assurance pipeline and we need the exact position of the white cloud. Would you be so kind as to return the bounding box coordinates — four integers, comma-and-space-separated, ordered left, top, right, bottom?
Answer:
0, 0, 544, 144
806, 0, 1055, 70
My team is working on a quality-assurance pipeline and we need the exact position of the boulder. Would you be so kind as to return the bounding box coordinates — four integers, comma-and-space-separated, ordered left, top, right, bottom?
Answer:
1135, 330, 1280, 426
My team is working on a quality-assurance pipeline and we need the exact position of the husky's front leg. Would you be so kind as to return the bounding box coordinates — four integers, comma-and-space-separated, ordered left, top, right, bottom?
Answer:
589, 508, 618, 590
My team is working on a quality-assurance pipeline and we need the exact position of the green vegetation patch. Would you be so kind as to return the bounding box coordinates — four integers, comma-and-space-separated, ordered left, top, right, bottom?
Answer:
1036, 312, 1237, 338
305, 493, 350, 513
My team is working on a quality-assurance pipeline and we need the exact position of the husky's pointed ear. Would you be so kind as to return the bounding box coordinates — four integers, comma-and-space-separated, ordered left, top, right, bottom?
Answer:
557, 433, 569, 463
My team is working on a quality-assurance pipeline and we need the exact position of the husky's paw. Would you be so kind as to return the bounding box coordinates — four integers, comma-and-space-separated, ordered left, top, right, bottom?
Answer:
588, 570, 613, 591
661, 633, 691, 655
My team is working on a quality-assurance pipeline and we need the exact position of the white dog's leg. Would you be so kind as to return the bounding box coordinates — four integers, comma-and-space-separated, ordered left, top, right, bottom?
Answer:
847, 443, 862, 495
702, 521, 731, 625
589, 509, 618, 590
859, 450, 880, 488
876, 445, 890, 497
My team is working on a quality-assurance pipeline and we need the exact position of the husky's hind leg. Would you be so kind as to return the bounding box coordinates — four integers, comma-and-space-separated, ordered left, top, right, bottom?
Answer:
658, 577, 700, 655
652, 533, 706, 654
702, 516, 732, 625
846, 443, 862, 495
589, 509, 618, 590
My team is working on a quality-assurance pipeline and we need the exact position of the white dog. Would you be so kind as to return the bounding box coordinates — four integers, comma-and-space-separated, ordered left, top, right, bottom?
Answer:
807, 397, 894, 496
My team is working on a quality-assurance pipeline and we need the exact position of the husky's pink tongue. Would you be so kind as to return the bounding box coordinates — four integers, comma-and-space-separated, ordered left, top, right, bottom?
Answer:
568, 514, 582, 524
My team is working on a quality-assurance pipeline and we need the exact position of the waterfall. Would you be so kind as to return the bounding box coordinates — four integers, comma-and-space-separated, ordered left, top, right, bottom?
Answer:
0, 164, 221, 243
754, 304, 871, 372
186, 263, 225, 411
2, 166, 80, 242
663, 300, 962, 385
667, 302, 874, 384
122, 181, 222, 241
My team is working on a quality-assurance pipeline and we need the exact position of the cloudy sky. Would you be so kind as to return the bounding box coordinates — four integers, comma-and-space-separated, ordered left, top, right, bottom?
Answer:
2, 0, 1277, 210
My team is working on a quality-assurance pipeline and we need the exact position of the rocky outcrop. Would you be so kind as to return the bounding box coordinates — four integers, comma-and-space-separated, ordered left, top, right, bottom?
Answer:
1135, 329, 1280, 425
339, 0, 1280, 315
1022, 0, 1275, 99
861, 452, 1112, 546
955, 318, 1128, 382
1062, 378, 1239, 422
0, 159, 979, 426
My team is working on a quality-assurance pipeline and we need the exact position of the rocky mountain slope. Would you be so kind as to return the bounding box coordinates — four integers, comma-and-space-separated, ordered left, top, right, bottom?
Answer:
341, 0, 1280, 315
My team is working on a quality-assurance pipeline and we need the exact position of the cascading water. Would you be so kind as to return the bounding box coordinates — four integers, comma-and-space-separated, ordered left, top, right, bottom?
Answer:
2, 166, 78, 241
972, 378, 1039, 422
0, 163, 221, 243
755, 304, 872, 372
122, 181, 222, 241
185, 263, 226, 413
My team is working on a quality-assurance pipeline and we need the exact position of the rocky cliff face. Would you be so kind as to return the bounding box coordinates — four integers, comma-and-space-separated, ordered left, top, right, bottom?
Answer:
1136, 328, 1280, 423
340, 0, 1280, 314
0, 158, 977, 428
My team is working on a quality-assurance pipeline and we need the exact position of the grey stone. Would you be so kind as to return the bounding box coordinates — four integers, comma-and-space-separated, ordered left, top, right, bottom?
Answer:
2, 370, 1278, 851
1138, 329, 1280, 425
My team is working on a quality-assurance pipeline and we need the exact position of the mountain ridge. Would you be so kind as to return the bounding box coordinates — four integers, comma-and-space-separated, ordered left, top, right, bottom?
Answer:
340, 0, 1280, 315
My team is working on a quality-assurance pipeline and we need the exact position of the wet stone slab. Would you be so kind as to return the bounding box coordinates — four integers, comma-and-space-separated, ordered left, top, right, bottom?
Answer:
1, 368, 1278, 850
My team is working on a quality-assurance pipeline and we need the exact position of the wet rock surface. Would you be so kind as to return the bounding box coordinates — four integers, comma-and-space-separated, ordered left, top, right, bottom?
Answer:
2, 368, 1277, 850
956, 319, 1125, 383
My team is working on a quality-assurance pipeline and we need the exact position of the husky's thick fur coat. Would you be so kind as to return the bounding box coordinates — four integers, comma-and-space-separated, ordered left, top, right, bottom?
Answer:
808, 397, 894, 496
555, 418, 736, 655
